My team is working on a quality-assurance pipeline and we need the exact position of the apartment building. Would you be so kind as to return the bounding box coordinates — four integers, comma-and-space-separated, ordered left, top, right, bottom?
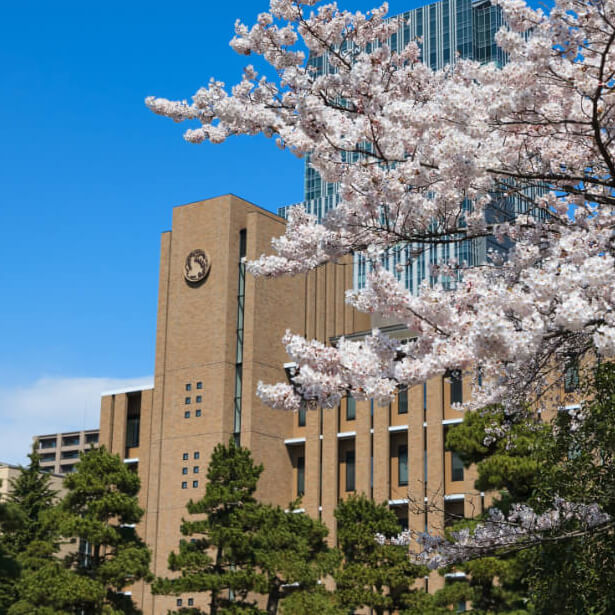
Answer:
34, 429, 100, 474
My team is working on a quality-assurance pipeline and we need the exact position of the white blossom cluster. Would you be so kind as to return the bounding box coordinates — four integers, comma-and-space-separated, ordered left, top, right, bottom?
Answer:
377, 499, 611, 568
148, 0, 615, 414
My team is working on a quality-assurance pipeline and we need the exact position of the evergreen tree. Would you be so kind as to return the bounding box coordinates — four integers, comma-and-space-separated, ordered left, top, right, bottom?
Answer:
0, 500, 23, 615
6, 446, 58, 553
0, 447, 58, 613
9, 446, 151, 615
333, 495, 432, 615
152, 439, 265, 615
245, 500, 339, 614
153, 440, 338, 615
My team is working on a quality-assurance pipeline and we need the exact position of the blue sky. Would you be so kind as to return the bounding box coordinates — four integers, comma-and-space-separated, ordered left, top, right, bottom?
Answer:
0, 0, 425, 463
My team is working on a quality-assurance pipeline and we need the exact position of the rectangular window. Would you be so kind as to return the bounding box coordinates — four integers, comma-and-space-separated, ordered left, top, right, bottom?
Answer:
452, 452, 464, 482
192, 480, 199, 488
298, 404, 306, 427
185, 383, 191, 391
182, 453, 189, 460
297, 456, 305, 496
39, 438, 57, 449
564, 362, 579, 392
346, 396, 356, 421
62, 435, 80, 447
185, 397, 191, 405
196, 382, 203, 389
193, 466, 199, 474
184, 411, 190, 419
182, 467, 188, 475
450, 371, 463, 404
188, 599, 194, 607
85, 433, 98, 444
194, 452, 200, 460
345, 450, 356, 492
195, 409, 202, 417
398, 445, 408, 486
398, 388, 408, 414
196, 395, 202, 403
126, 392, 141, 449
177, 599, 183, 607
181, 482, 187, 490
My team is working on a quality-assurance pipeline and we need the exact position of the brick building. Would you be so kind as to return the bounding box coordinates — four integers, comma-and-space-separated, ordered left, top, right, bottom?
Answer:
98, 194, 490, 612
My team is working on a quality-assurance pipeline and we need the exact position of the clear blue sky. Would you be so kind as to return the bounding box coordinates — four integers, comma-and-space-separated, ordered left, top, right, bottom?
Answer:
0, 0, 423, 462
0, 0, 421, 385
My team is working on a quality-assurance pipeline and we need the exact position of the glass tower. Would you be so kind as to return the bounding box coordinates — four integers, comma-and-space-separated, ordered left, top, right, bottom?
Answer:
278, 0, 533, 293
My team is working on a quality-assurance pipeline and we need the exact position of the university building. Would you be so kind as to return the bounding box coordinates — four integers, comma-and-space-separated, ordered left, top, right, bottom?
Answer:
98, 194, 485, 612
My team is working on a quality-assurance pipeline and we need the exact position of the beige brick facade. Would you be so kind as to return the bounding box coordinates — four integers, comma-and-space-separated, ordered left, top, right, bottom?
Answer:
34, 429, 100, 475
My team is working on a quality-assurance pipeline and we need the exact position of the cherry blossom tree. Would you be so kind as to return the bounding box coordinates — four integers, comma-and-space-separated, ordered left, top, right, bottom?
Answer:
147, 0, 615, 559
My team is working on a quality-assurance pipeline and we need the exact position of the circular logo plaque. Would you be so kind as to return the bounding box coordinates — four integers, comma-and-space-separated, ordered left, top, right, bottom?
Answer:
184, 249, 211, 285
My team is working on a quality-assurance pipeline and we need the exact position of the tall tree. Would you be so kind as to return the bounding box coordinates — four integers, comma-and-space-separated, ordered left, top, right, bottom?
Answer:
152, 439, 265, 615
146, 0, 615, 555
153, 440, 338, 615
0, 447, 58, 613
0, 500, 23, 615
9, 446, 151, 615
6, 447, 58, 553
334, 495, 432, 615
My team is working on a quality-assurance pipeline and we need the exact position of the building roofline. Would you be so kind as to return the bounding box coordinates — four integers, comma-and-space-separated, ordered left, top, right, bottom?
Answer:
100, 383, 154, 397
172, 193, 288, 222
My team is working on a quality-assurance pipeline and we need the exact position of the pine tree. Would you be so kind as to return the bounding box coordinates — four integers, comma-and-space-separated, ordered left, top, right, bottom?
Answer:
0, 500, 24, 615
0, 446, 58, 613
153, 439, 338, 615
152, 439, 265, 615
9, 446, 151, 615
333, 495, 433, 615
6, 446, 58, 553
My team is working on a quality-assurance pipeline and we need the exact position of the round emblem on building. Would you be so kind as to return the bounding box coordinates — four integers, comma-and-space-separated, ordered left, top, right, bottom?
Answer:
184, 249, 211, 285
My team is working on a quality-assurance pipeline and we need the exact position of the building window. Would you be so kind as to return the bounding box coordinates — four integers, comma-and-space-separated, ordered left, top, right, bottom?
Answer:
85, 433, 99, 444
564, 362, 579, 392
185, 383, 191, 391
181, 482, 187, 489
450, 370, 462, 404
185, 397, 191, 405
184, 411, 190, 419
193, 466, 199, 474
194, 452, 200, 460
126, 393, 141, 449
193, 481, 199, 488
62, 435, 80, 447
398, 445, 408, 486
182, 467, 188, 475
188, 598, 194, 606
298, 404, 306, 427
297, 456, 305, 496
196, 381, 203, 389
182, 453, 189, 460
195, 409, 202, 417
398, 388, 408, 414
452, 452, 464, 482
177, 598, 183, 607
345, 450, 355, 492
346, 396, 356, 421
39, 438, 56, 449
196, 395, 202, 403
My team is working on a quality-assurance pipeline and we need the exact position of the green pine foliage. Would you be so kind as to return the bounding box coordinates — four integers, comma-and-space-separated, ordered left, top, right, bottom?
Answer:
153, 439, 338, 615
9, 446, 151, 615
0, 446, 57, 614
333, 494, 434, 615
